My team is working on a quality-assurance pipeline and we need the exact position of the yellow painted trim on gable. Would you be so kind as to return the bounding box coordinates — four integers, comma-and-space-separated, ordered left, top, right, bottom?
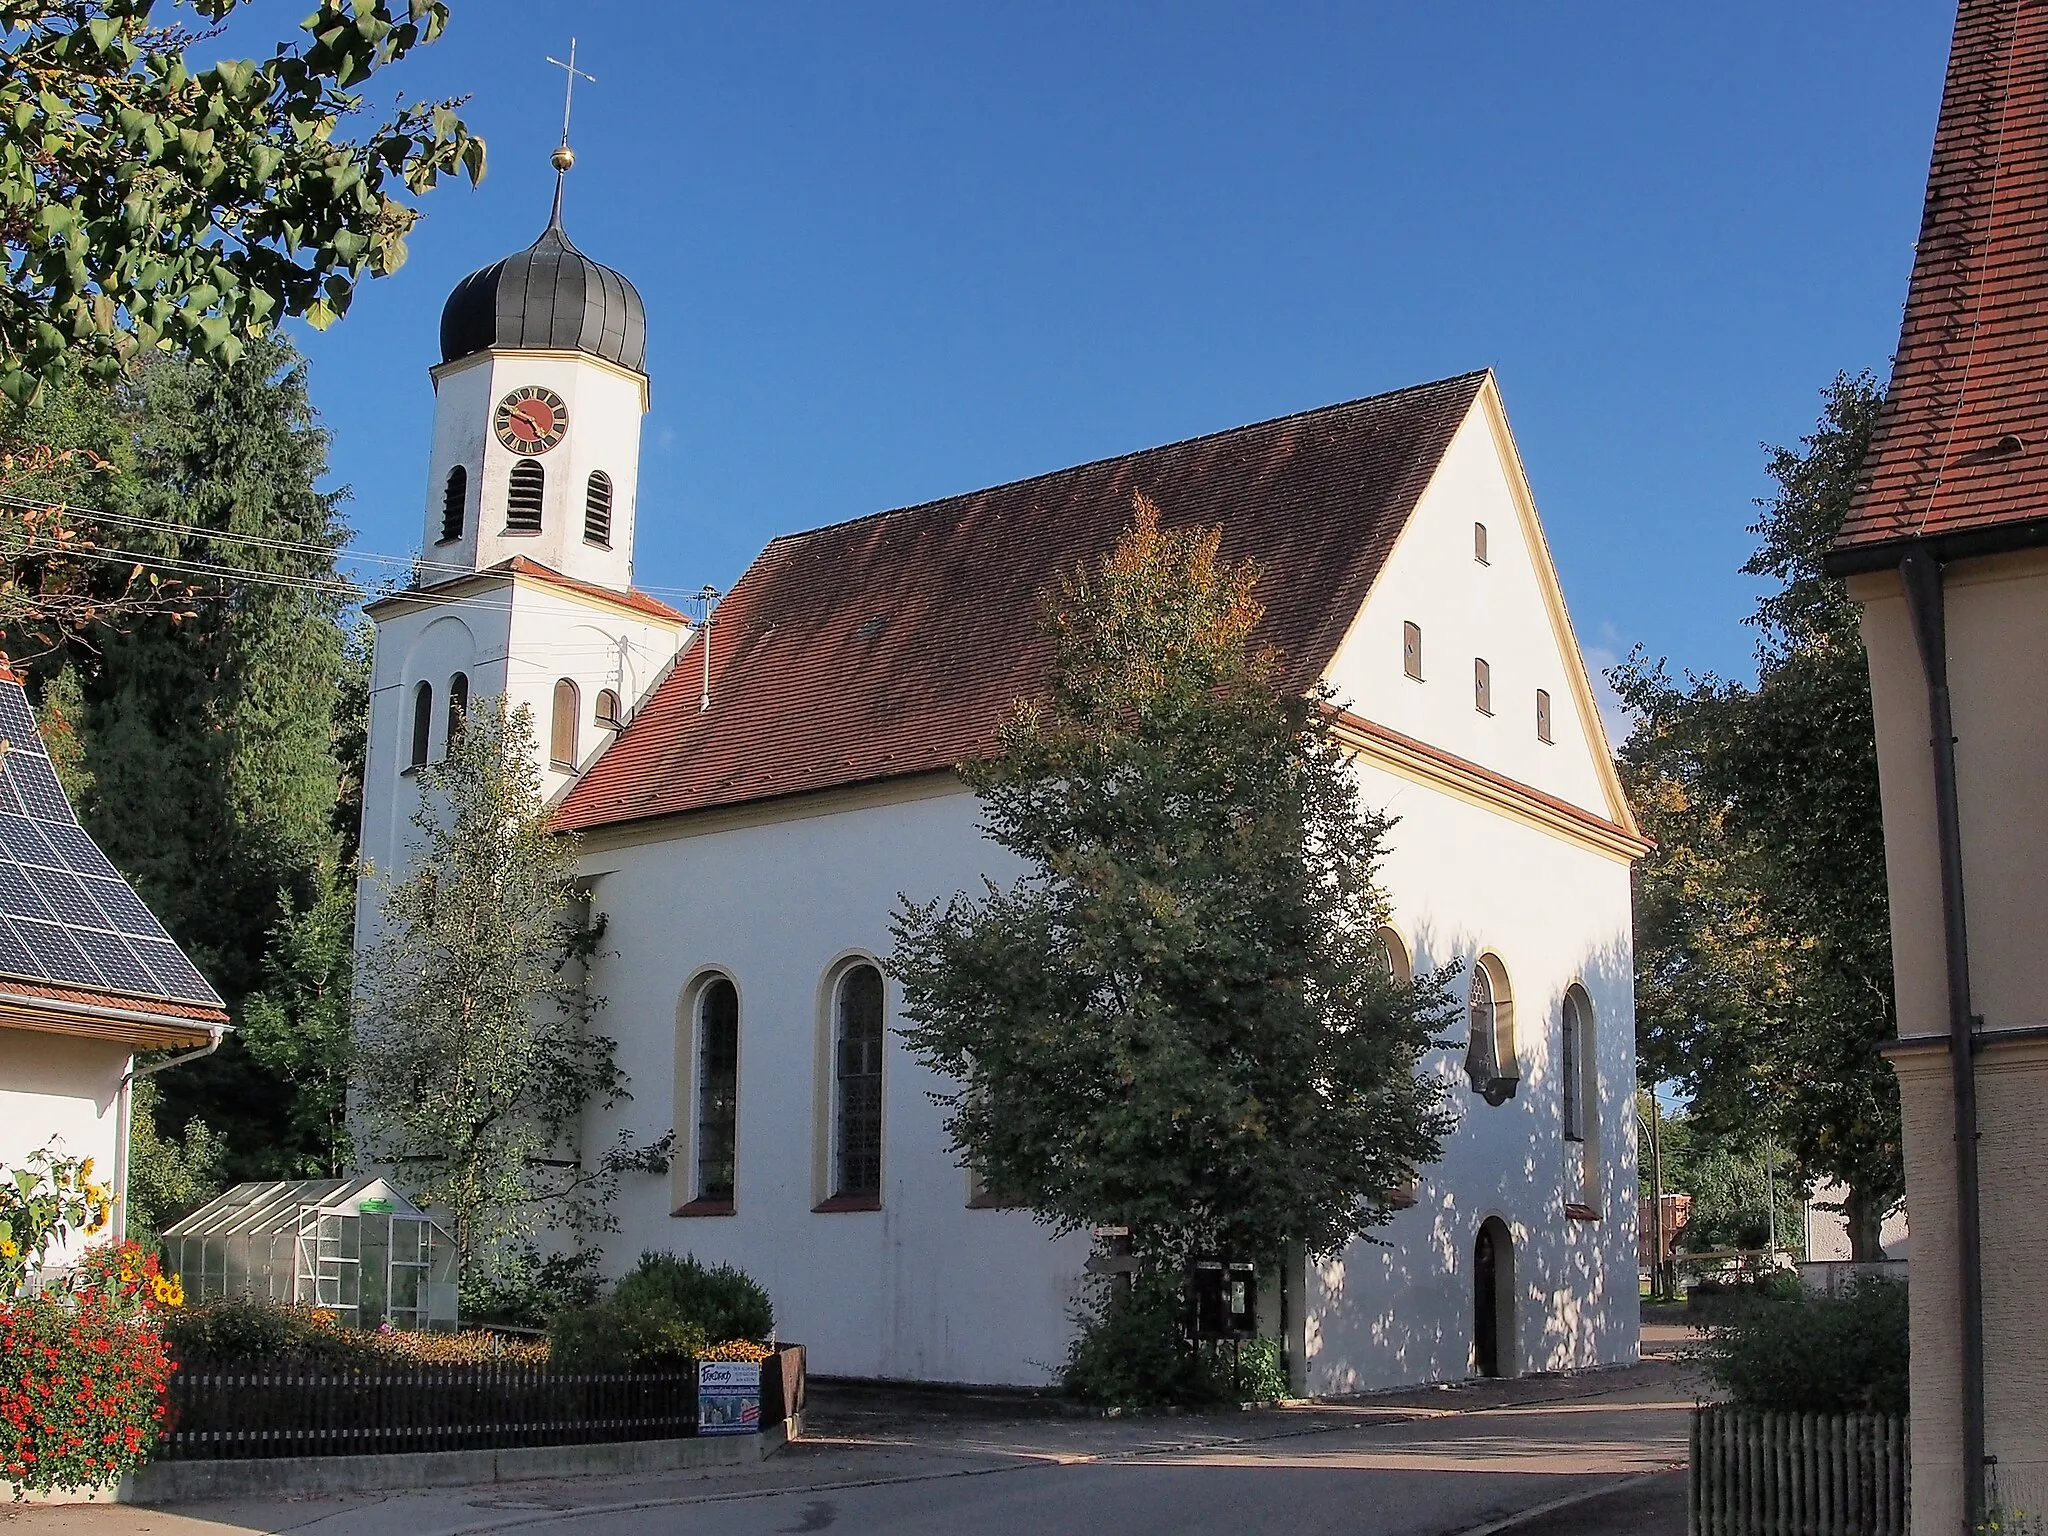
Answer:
1330, 714, 1650, 864
1469, 375, 1642, 839
368, 568, 686, 630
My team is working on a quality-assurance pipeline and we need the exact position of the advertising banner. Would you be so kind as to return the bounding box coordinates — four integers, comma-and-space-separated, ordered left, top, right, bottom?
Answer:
697, 1359, 762, 1435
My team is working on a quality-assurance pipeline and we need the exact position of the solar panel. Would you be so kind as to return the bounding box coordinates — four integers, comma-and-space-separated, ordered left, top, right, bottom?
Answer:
0, 677, 223, 1010
7, 751, 72, 822
14, 918, 106, 987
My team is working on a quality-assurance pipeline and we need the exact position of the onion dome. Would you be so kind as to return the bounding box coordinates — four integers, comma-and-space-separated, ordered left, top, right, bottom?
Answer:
438, 207, 646, 373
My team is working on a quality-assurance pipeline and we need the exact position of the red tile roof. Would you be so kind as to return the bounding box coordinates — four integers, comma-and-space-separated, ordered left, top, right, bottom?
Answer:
1836, 0, 2048, 561
366, 556, 686, 624
555, 372, 1488, 833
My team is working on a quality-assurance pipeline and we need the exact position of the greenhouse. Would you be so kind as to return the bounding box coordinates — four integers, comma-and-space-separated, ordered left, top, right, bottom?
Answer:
160, 1177, 459, 1330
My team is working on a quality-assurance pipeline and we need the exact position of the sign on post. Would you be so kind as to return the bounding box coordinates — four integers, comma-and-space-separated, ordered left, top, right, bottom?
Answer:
697, 1359, 762, 1435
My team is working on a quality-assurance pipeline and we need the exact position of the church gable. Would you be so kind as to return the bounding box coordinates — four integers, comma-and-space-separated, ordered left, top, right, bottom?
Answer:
555, 372, 1488, 833
1323, 378, 1634, 830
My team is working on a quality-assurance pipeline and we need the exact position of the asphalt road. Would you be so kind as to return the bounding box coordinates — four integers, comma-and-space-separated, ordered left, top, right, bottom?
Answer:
9, 1362, 1694, 1536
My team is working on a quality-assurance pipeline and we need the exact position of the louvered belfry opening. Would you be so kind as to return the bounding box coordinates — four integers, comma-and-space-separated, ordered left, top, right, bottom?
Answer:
507, 459, 545, 533
584, 471, 613, 547
439, 466, 467, 543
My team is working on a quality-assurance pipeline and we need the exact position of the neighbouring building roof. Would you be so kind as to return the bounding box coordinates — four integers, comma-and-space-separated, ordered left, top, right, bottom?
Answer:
1834, 0, 2048, 567
0, 664, 225, 1034
365, 555, 686, 625
555, 371, 1489, 833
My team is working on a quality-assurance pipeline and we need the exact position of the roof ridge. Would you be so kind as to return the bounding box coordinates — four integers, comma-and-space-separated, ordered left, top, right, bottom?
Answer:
763, 369, 1492, 549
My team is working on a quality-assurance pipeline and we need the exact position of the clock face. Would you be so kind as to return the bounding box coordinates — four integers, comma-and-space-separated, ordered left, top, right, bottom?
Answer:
494, 386, 569, 454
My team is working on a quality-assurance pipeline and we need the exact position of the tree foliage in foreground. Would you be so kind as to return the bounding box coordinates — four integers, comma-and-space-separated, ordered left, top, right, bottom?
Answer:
1613, 373, 1900, 1259
892, 497, 1454, 1275
0, 0, 485, 402
353, 699, 667, 1273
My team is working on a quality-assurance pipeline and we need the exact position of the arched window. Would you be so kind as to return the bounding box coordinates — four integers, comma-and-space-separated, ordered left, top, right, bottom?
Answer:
1466, 953, 1518, 1104
1536, 688, 1553, 745
409, 680, 433, 769
1563, 985, 1599, 1212
1561, 989, 1584, 1142
445, 672, 469, 747
1474, 521, 1489, 565
1474, 657, 1493, 715
833, 963, 885, 1201
695, 977, 740, 1205
550, 678, 579, 769
595, 689, 621, 731
584, 471, 613, 547
439, 465, 467, 543
1377, 926, 1413, 986
507, 458, 545, 533
1403, 621, 1423, 681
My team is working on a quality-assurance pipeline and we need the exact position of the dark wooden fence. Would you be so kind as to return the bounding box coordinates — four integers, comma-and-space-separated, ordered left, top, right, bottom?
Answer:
1689, 1407, 1909, 1536
158, 1365, 698, 1460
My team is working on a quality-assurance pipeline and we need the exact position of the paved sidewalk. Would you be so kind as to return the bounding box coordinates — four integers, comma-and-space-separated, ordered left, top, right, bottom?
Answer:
1, 1356, 1703, 1536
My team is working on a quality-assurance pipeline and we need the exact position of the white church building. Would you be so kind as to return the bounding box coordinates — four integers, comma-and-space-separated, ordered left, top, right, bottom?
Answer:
356, 178, 1647, 1394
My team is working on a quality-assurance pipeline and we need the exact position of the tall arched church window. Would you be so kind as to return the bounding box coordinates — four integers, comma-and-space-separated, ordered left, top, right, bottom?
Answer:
1536, 688, 1553, 744
1563, 985, 1599, 1212
833, 963, 885, 1202
409, 681, 433, 769
1474, 658, 1493, 715
1465, 953, 1519, 1105
445, 672, 469, 748
584, 471, 613, 547
550, 678, 579, 769
1403, 621, 1423, 681
695, 977, 740, 1204
439, 466, 467, 543
595, 689, 621, 731
1377, 926, 1412, 986
506, 459, 545, 533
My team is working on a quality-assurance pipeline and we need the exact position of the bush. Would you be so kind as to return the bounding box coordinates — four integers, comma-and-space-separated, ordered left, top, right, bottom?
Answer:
546, 1253, 773, 1371
0, 1241, 177, 1495
614, 1253, 773, 1342
1061, 1275, 1289, 1408
163, 1299, 546, 1370
1695, 1277, 1908, 1413
459, 1246, 602, 1330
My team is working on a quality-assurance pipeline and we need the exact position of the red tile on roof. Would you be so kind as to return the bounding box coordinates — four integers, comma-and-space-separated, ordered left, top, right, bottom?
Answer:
555, 373, 1488, 833
0, 977, 227, 1024
1837, 0, 2048, 556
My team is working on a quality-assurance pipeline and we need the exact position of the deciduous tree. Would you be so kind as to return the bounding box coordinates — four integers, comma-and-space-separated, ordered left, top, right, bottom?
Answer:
892, 497, 1454, 1278
1614, 373, 1899, 1258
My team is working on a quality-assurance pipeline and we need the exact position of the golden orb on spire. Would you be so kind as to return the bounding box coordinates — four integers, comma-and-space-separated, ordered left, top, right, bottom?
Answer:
552, 144, 575, 172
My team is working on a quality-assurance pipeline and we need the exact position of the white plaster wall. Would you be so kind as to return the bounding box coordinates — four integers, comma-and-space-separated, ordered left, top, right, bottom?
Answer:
578, 757, 1637, 1388
424, 351, 647, 592
0, 1028, 125, 1269
354, 584, 685, 954
1303, 758, 1639, 1394
578, 783, 1090, 1386
1324, 397, 1615, 819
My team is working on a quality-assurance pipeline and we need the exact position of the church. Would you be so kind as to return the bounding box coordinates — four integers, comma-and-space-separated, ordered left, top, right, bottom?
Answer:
355, 158, 1646, 1394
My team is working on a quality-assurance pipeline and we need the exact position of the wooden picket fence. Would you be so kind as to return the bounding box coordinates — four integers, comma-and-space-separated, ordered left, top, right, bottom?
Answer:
1689, 1407, 1908, 1536
157, 1365, 698, 1460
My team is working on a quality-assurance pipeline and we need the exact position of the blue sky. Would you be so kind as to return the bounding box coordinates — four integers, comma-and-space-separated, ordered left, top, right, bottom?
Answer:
250, 2, 1954, 700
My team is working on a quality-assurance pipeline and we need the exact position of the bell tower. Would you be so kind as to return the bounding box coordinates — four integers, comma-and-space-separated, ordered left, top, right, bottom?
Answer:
422, 149, 650, 594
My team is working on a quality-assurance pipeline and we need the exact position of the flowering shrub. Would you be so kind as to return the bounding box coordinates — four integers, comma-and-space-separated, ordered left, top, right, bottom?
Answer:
0, 1148, 113, 1299
1, 1242, 177, 1497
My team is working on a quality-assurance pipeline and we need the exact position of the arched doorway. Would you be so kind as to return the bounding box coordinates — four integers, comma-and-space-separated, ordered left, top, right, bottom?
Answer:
1474, 1217, 1515, 1378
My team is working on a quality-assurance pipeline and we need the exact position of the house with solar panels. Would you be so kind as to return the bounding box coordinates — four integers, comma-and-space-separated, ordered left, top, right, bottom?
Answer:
357, 155, 1647, 1393
0, 661, 228, 1268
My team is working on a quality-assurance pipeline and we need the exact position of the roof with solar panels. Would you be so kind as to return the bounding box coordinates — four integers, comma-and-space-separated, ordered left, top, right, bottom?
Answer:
0, 662, 225, 1048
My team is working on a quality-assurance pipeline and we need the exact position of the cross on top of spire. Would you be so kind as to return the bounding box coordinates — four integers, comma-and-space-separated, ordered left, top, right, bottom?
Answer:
544, 38, 596, 227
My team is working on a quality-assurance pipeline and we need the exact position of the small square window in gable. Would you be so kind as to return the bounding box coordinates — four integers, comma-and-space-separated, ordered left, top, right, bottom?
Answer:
1474, 522, 1489, 564
1536, 688, 1553, 744
1475, 658, 1492, 715
1402, 621, 1423, 681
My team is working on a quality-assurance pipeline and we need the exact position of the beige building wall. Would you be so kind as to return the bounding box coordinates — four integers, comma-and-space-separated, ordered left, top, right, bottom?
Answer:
1851, 551, 2048, 1530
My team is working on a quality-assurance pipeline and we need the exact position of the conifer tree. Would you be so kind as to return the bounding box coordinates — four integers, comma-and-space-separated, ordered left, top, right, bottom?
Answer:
892, 498, 1454, 1277
354, 699, 662, 1272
